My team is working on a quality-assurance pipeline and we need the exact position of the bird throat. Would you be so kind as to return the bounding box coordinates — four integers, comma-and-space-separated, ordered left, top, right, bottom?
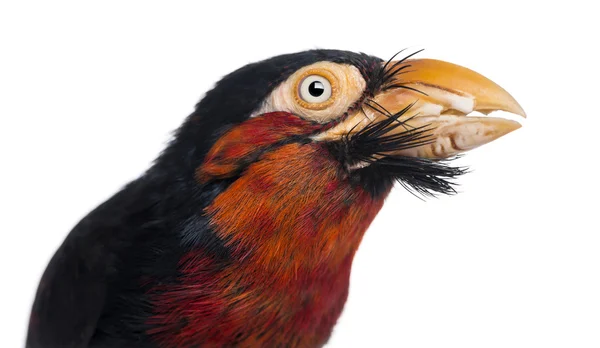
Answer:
198, 112, 389, 276
206, 141, 386, 276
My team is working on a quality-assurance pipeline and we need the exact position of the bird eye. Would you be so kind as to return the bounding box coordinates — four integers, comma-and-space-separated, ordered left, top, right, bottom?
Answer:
299, 75, 332, 104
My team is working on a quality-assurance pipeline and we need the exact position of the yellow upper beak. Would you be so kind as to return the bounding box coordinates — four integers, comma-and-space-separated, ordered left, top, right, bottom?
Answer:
319, 58, 525, 159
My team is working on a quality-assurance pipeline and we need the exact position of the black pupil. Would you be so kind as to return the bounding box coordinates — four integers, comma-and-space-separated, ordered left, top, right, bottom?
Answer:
308, 81, 325, 97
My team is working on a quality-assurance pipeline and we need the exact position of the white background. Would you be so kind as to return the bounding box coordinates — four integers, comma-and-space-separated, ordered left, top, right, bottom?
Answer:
1, 1, 599, 347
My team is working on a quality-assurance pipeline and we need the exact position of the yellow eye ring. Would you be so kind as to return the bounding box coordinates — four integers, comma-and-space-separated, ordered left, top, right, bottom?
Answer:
294, 68, 338, 110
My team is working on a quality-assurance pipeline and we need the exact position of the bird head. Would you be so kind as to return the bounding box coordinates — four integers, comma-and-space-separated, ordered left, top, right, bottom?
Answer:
162, 49, 524, 273
180, 49, 524, 197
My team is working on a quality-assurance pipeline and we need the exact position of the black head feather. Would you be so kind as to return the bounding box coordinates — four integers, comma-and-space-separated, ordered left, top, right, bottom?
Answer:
156, 49, 383, 178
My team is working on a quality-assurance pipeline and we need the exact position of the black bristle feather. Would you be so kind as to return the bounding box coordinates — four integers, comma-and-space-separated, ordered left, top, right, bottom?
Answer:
380, 49, 424, 87
332, 96, 468, 199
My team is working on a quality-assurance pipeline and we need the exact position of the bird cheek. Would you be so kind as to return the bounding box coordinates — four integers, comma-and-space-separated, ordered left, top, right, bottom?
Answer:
196, 112, 321, 183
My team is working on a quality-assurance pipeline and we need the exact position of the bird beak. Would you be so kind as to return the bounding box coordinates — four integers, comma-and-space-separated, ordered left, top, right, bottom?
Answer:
318, 58, 526, 159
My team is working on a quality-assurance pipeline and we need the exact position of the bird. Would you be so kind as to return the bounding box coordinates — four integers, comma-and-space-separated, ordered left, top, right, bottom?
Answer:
26, 49, 525, 348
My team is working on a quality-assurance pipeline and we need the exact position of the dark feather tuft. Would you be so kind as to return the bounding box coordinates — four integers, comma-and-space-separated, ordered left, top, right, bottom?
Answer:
332, 98, 468, 198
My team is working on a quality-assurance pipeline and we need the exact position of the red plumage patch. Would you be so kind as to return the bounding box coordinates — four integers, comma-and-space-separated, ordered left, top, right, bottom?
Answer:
196, 112, 321, 183
149, 113, 390, 347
